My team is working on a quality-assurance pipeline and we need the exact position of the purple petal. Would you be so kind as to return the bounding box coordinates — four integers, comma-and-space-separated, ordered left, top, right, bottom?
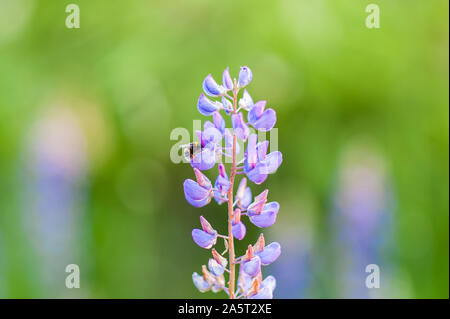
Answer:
261, 151, 282, 174
249, 202, 279, 227
197, 94, 219, 116
231, 113, 250, 141
200, 215, 216, 234
191, 147, 216, 171
222, 67, 233, 91
246, 162, 268, 185
202, 126, 222, 146
249, 286, 273, 299
252, 109, 277, 132
256, 242, 281, 265
194, 168, 212, 188
183, 179, 211, 207
256, 141, 269, 161
262, 275, 276, 292
239, 89, 254, 110
192, 229, 217, 249
232, 221, 246, 240
221, 96, 233, 114
208, 259, 225, 276
213, 111, 225, 134
203, 74, 224, 97
242, 257, 261, 277
238, 66, 253, 87
244, 134, 258, 172
247, 101, 266, 124
192, 272, 211, 292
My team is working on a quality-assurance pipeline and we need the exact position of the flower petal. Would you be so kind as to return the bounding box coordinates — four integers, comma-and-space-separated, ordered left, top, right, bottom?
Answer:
197, 93, 219, 116
192, 272, 211, 292
183, 179, 211, 207
239, 89, 254, 110
261, 151, 282, 174
222, 67, 233, 91
249, 286, 273, 299
213, 111, 225, 134
249, 202, 279, 227
238, 66, 253, 88
231, 112, 250, 141
203, 74, 224, 97
262, 275, 276, 292
191, 147, 216, 171
232, 221, 246, 240
192, 229, 217, 249
247, 101, 266, 124
242, 256, 261, 277
246, 162, 268, 185
256, 242, 281, 265
208, 258, 225, 276
252, 109, 277, 132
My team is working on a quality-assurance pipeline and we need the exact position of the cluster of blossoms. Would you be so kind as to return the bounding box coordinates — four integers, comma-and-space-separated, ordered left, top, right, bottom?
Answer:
183, 66, 282, 299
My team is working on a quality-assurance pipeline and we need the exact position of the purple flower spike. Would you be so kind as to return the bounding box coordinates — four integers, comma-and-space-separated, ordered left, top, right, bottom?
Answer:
248, 101, 277, 132
183, 66, 283, 298
198, 94, 220, 116
192, 216, 217, 249
239, 89, 254, 110
203, 74, 225, 97
238, 66, 253, 88
231, 112, 250, 141
183, 168, 213, 207
222, 67, 233, 91
214, 164, 230, 204
248, 201, 280, 228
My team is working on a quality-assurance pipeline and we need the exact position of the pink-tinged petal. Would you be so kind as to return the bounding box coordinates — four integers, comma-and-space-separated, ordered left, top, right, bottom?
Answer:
192, 229, 217, 249
237, 266, 253, 294
249, 202, 279, 227
247, 189, 268, 216
194, 168, 211, 188
191, 147, 216, 171
232, 221, 246, 240
261, 151, 282, 174
197, 93, 219, 116
231, 112, 250, 141
192, 272, 211, 292
242, 257, 261, 277
208, 258, 225, 276
203, 74, 224, 97
252, 109, 277, 132
200, 215, 215, 234
256, 242, 281, 265
222, 67, 233, 91
239, 89, 254, 110
238, 66, 253, 88
241, 187, 252, 209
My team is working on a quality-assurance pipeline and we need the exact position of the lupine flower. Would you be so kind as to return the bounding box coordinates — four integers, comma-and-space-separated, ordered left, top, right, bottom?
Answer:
231, 209, 246, 240
238, 67, 253, 88
247, 100, 277, 131
235, 178, 252, 210
184, 168, 213, 207
192, 216, 218, 249
213, 164, 230, 204
244, 134, 282, 184
231, 112, 250, 141
182, 66, 283, 299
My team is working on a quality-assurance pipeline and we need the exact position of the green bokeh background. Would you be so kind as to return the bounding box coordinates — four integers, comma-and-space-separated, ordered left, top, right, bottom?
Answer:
0, 0, 448, 298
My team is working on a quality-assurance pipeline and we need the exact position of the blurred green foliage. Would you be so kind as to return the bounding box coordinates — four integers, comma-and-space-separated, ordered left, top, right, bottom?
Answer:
0, 0, 448, 298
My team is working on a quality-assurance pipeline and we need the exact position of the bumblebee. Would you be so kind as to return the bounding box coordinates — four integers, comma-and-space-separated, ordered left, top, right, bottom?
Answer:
180, 142, 202, 161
